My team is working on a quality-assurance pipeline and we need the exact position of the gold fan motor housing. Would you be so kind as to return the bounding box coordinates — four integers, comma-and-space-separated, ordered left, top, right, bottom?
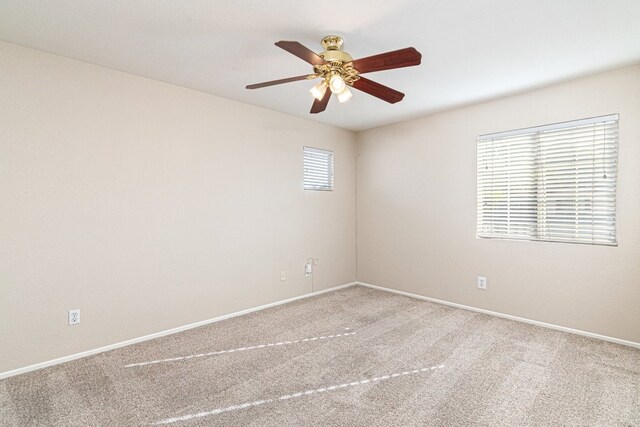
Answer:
319, 35, 353, 63
312, 35, 359, 86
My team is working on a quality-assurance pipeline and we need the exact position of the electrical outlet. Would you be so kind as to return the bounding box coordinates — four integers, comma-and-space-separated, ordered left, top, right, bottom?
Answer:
68, 309, 80, 325
477, 276, 487, 290
280, 271, 286, 281
305, 260, 313, 277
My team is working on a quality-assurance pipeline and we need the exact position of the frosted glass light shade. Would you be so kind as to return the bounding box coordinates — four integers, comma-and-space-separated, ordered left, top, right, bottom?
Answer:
329, 74, 346, 94
337, 86, 353, 103
310, 80, 328, 100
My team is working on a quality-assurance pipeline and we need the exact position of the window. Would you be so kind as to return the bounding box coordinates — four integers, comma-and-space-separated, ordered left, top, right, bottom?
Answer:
303, 146, 334, 191
477, 114, 618, 246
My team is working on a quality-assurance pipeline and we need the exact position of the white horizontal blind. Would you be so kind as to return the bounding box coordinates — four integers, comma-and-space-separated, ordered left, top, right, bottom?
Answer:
477, 114, 618, 246
303, 146, 334, 191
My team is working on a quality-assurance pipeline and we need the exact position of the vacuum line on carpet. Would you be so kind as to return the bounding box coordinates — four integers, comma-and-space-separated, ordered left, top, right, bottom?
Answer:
125, 332, 357, 368
154, 364, 445, 425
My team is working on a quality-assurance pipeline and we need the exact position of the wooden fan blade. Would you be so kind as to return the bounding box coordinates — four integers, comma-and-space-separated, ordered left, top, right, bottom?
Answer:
351, 47, 421, 74
351, 77, 405, 104
246, 75, 313, 89
275, 41, 326, 66
310, 89, 331, 114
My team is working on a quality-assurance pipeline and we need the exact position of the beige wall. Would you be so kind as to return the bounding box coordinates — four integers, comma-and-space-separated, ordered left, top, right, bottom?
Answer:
2, 39, 639, 375
357, 65, 640, 343
0, 41, 357, 373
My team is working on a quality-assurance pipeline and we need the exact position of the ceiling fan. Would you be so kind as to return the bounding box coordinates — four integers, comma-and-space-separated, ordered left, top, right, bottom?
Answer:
246, 35, 422, 114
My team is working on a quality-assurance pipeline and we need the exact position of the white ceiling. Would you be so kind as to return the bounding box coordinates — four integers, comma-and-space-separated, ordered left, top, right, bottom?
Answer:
1, 0, 639, 131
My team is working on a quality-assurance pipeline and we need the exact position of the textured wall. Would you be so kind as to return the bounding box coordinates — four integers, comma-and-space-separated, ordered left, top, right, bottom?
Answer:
0, 41, 357, 373
357, 65, 640, 343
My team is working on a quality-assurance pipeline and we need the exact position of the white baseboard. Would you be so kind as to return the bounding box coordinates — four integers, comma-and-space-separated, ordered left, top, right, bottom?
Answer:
5, 280, 635, 380
357, 282, 640, 349
0, 282, 358, 380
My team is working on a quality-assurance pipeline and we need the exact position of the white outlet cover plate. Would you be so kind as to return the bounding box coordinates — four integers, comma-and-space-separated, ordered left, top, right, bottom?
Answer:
477, 276, 487, 289
68, 309, 80, 325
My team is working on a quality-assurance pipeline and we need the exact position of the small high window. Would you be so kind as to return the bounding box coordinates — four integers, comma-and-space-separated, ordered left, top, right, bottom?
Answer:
304, 147, 334, 191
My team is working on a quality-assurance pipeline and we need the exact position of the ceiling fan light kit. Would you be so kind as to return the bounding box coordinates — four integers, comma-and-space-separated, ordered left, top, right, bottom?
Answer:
246, 35, 422, 114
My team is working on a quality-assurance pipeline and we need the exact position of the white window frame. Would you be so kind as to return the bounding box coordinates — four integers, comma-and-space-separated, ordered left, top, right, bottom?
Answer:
477, 114, 618, 246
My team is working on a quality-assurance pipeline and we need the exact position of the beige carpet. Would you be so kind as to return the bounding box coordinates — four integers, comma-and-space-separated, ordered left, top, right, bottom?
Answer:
1, 285, 639, 426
